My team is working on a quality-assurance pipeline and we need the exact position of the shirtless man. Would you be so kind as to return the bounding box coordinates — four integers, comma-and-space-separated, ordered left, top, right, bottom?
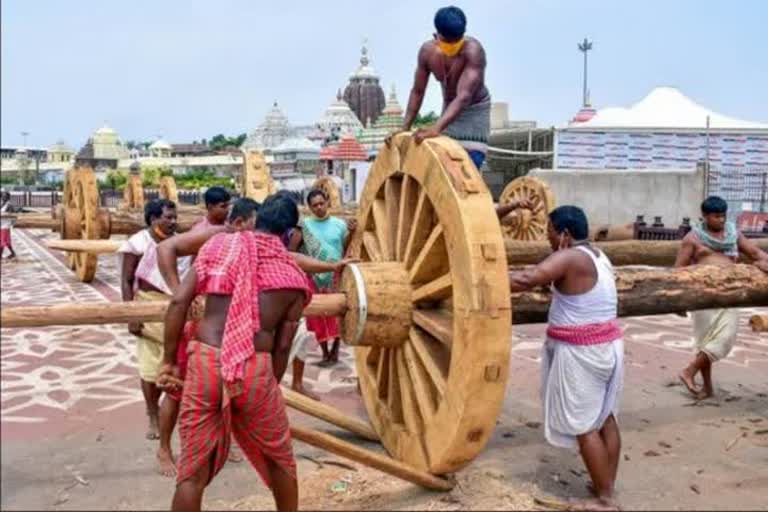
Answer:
154, 196, 355, 477
509, 206, 624, 511
676, 195, 768, 399
390, 6, 491, 169
159, 193, 311, 512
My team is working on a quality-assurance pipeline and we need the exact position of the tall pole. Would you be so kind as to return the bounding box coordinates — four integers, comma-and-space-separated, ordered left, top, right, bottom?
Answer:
21, 131, 29, 147
578, 38, 593, 107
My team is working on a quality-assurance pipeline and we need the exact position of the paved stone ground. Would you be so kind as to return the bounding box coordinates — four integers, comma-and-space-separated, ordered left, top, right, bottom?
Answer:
1, 228, 766, 510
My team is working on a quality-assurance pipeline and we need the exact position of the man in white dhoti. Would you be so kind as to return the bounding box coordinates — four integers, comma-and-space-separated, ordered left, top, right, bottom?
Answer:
675, 196, 768, 399
509, 206, 623, 511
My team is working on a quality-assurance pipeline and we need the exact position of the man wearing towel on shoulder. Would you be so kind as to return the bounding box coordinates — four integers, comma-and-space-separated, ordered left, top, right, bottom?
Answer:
676, 195, 768, 400
389, 6, 491, 169
509, 206, 624, 511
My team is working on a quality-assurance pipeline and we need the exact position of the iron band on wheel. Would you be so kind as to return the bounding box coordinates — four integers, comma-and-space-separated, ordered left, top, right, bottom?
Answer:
346, 263, 368, 345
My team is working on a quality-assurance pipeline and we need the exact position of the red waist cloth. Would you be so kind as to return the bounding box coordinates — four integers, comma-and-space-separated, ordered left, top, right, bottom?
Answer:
0, 228, 11, 249
546, 320, 623, 346
175, 341, 295, 487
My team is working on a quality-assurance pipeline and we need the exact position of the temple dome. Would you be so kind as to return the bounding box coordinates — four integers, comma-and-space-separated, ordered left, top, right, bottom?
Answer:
343, 42, 386, 127
243, 101, 293, 151
318, 90, 364, 139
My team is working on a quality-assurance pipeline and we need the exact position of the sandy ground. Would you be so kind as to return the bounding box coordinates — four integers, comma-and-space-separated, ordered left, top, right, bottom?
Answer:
1, 228, 767, 510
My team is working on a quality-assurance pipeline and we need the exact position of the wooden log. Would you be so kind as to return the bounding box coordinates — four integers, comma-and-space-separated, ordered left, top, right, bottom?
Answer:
3, 266, 765, 328
510, 264, 768, 324
750, 314, 768, 332
282, 387, 379, 442
47, 240, 123, 254
290, 425, 454, 491
3, 214, 59, 230
1, 293, 348, 328
505, 239, 768, 266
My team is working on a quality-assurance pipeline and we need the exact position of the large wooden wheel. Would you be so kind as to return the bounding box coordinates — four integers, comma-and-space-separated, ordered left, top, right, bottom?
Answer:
159, 176, 178, 203
241, 150, 276, 202
123, 174, 144, 209
345, 133, 511, 475
498, 176, 555, 241
69, 168, 101, 282
60, 168, 79, 270
312, 176, 342, 208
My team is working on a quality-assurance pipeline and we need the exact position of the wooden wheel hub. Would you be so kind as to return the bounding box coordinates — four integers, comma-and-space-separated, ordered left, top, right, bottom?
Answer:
339, 262, 412, 348
347, 133, 511, 475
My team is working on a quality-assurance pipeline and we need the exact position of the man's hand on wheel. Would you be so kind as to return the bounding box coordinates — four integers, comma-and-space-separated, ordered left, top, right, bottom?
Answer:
413, 127, 441, 144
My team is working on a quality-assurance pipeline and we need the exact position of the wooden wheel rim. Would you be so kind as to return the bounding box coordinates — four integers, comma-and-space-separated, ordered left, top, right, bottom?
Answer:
73, 169, 99, 282
124, 175, 144, 209
241, 150, 275, 202
313, 176, 342, 209
61, 169, 78, 270
348, 134, 511, 474
498, 176, 555, 241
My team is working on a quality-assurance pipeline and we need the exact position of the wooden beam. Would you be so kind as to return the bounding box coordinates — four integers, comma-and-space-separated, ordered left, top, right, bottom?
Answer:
282, 386, 378, 442
290, 425, 454, 491
750, 314, 768, 332
510, 264, 768, 324
505, 239, 768, 266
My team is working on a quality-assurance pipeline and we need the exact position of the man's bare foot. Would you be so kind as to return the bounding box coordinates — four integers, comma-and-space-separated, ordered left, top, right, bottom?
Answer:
156, 447, 176, 477
228, 446, 243, 463
678, 370, 700, 397
566, 496, 620, 511
146, 415, 160, 440
292, 383, 321, 401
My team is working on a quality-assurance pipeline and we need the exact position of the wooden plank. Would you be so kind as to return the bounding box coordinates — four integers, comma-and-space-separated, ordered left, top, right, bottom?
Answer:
412, 273, 453, 304
290, 426, 454, 491
408, 327, 448, 397
412, 309, 453, 349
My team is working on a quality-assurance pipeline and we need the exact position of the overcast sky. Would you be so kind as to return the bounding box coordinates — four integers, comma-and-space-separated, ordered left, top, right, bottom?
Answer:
2, 0, 767, 148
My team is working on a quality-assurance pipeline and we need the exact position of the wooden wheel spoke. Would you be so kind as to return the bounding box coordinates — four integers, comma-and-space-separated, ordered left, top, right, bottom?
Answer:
409, 328, 448, 398
376, 348, 390, 399
412, 309, 453, 349
412, 273, 452, 304
395, 175, 418, 262
396, 348, 423, 433
409, 224, 448, 285
403, 342, 437, 421
372, 199, 391, 260
387, 349, 403, 423
384, 178, 402, 261
403, 187, 434, 270
362, 231, 383, 261
366, 346, 381, 366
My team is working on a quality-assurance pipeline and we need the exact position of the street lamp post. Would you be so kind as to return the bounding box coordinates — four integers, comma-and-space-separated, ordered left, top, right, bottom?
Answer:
578, 38, 593, 107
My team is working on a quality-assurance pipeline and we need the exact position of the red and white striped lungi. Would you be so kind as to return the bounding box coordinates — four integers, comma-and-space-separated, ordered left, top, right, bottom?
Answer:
175, 340, 295, 487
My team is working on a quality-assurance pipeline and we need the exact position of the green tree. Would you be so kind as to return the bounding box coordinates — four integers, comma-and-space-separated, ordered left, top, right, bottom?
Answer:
140, 165, 171, 187
413, 111, 439, 128
208, 133, 247, 151
105, 169, 128, 190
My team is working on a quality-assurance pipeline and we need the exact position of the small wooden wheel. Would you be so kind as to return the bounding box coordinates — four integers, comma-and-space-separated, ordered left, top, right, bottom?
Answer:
123, 175, 144, 209
71, 169, 100, 282
159, 176, 178, 203
312, 176, 342, 208
241, 150, 276, 202
498, 176, 555, 241
60, 169, 79, 270
346, 133, 511, 475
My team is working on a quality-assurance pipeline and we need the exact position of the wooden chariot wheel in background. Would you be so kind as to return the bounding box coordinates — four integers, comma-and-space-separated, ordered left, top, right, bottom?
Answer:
345, 133, 512, 475
159, 176, 179, 203
497, 176, 555, 241
312, 176, 342, 209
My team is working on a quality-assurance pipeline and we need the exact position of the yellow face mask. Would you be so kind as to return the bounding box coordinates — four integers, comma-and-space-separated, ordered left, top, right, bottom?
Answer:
437, 37, 465, 57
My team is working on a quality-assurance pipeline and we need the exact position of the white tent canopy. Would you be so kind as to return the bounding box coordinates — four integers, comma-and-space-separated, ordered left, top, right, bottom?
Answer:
569, 87, 768, 131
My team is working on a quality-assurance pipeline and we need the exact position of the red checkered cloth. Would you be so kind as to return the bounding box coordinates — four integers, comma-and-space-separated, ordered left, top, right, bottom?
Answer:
194, 231, 312, 384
